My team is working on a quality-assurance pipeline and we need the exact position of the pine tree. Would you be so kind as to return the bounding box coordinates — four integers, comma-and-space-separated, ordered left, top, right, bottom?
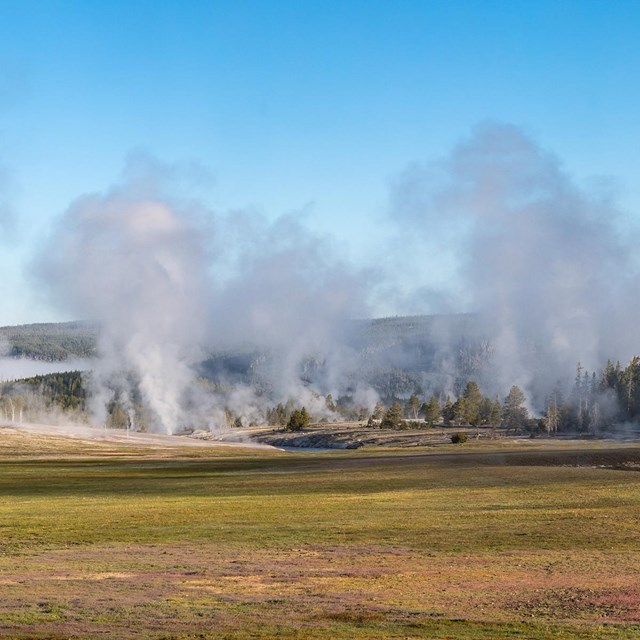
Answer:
381, 402, 404, 429
451, 397, 468, 425
503, 386, 528, 432
423, 396, 440, 426
462, 380, 483, 425
442, 396, 454, 426
325, 394, 336, 412
489, 398, 502, 429
287, 407, 310, 432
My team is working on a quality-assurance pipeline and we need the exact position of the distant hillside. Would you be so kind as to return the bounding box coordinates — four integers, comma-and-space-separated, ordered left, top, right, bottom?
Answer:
0, 322, 98, 361
198, 313, 489, 400
1, 314, 490, 399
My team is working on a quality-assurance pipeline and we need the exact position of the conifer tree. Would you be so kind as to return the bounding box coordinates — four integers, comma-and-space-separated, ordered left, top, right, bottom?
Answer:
503, 386, 528, 431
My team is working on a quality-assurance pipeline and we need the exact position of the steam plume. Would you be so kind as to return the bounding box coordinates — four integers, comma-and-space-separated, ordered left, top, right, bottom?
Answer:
390, 123, 640, 405
35, 174, 211, 433
34, 163, 371, 432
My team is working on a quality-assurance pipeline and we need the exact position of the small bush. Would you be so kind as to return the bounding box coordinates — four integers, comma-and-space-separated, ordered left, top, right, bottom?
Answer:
286, 407, 310, 432
451, 432, 468, 444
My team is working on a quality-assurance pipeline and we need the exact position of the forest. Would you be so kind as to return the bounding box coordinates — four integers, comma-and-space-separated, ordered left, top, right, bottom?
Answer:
0, 322, 97, 360
2, 357, 640, 437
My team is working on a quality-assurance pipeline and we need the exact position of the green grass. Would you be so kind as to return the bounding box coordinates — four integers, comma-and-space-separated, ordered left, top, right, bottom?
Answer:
0, 429, 639, 638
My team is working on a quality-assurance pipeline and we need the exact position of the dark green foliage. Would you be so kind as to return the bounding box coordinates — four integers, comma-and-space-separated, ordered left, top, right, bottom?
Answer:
462, 380, 483, 425
541, 358, 640, 434
286, 407, 310, 432
446, 381, 502, 428
451, 431, 468, 444
503, 385, 528, 432
325, 394, 336, 412
479, 397, 502, 428
423, 395, 440, 426
380, 401, 404, 429
1, 370, 86, 411
442, 396, 454, 425
451, 396, 468, 425
266, 402, 289, 426
0, 322, 97, 360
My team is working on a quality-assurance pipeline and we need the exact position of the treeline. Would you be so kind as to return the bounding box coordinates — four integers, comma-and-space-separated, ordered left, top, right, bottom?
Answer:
262, 356, 640, 435
544, 359, 640, 434
366, 381, 525, 431
0, 371, 155, 431
0, 371, 86, 421
6, 357, 640, 436
368, 358, 640, 435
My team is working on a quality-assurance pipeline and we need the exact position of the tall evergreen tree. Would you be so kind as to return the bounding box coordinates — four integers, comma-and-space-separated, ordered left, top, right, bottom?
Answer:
381, 402, 404, 429
503, 386, 528, 432
462, 380, 483, 426
442, 396, 454, 426
423, 395, 440, 426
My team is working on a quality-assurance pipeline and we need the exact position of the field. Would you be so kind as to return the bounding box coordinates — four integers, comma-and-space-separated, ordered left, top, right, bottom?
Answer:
1, 427, 639, 639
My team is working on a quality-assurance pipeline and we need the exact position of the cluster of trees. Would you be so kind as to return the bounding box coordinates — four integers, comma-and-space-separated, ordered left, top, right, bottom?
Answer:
0, 371, 86, 423
286, 407, 311, 432
6, 357, 640, 437
264, 395, 368, 428
22, 371, 86, 410
371, 357, 640, 435
367, 381, 528, 431
543, 360, 640, 434
265, 400, 304, 427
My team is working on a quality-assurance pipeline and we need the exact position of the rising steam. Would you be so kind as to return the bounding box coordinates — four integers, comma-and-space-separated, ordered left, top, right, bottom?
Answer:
35, 162, 370, 432
35, 175, 211, 433
31, 124, 640, 429
390, 122, 640, 406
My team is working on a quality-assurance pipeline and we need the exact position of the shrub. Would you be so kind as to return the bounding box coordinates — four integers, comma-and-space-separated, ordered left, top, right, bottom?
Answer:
286, 407, 310, 432
451, 431, 468, 444
380, 402, 404, 429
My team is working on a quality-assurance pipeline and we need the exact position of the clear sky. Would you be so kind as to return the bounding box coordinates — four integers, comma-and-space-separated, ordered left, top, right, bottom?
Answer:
1, 0, 639, 325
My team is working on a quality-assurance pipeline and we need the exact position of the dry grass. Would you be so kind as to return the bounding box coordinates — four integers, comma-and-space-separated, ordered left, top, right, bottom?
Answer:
0, 427, 639, 639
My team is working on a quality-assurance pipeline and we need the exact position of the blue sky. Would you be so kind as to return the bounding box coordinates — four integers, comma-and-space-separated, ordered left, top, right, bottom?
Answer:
1, 0, 639, 324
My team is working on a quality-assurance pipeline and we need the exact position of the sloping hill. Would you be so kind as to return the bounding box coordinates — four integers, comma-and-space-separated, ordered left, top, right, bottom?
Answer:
0, 322, 98, 361
1, 314, 490, 399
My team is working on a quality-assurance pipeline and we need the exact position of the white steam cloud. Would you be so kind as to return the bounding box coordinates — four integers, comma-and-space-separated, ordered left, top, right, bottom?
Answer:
35, 163, 371, 432
36, 176, 211, 433
390, 122, 640, 405
31, 123, 640, 428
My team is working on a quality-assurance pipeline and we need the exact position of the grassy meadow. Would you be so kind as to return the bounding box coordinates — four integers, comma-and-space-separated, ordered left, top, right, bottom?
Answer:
0, 427, 639, 639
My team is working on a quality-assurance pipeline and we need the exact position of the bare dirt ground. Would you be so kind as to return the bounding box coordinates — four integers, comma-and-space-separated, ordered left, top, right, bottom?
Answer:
0, 420, 275, 450
205, 421, 491, 449
217, 421, 581, 450
1, 543, 639, 639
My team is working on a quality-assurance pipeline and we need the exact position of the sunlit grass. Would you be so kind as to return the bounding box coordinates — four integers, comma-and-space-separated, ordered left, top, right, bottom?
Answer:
0, 428, 639, 639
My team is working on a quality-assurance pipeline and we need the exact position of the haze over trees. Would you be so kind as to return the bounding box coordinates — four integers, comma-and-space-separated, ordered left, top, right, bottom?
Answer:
4, 320, 640, 437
